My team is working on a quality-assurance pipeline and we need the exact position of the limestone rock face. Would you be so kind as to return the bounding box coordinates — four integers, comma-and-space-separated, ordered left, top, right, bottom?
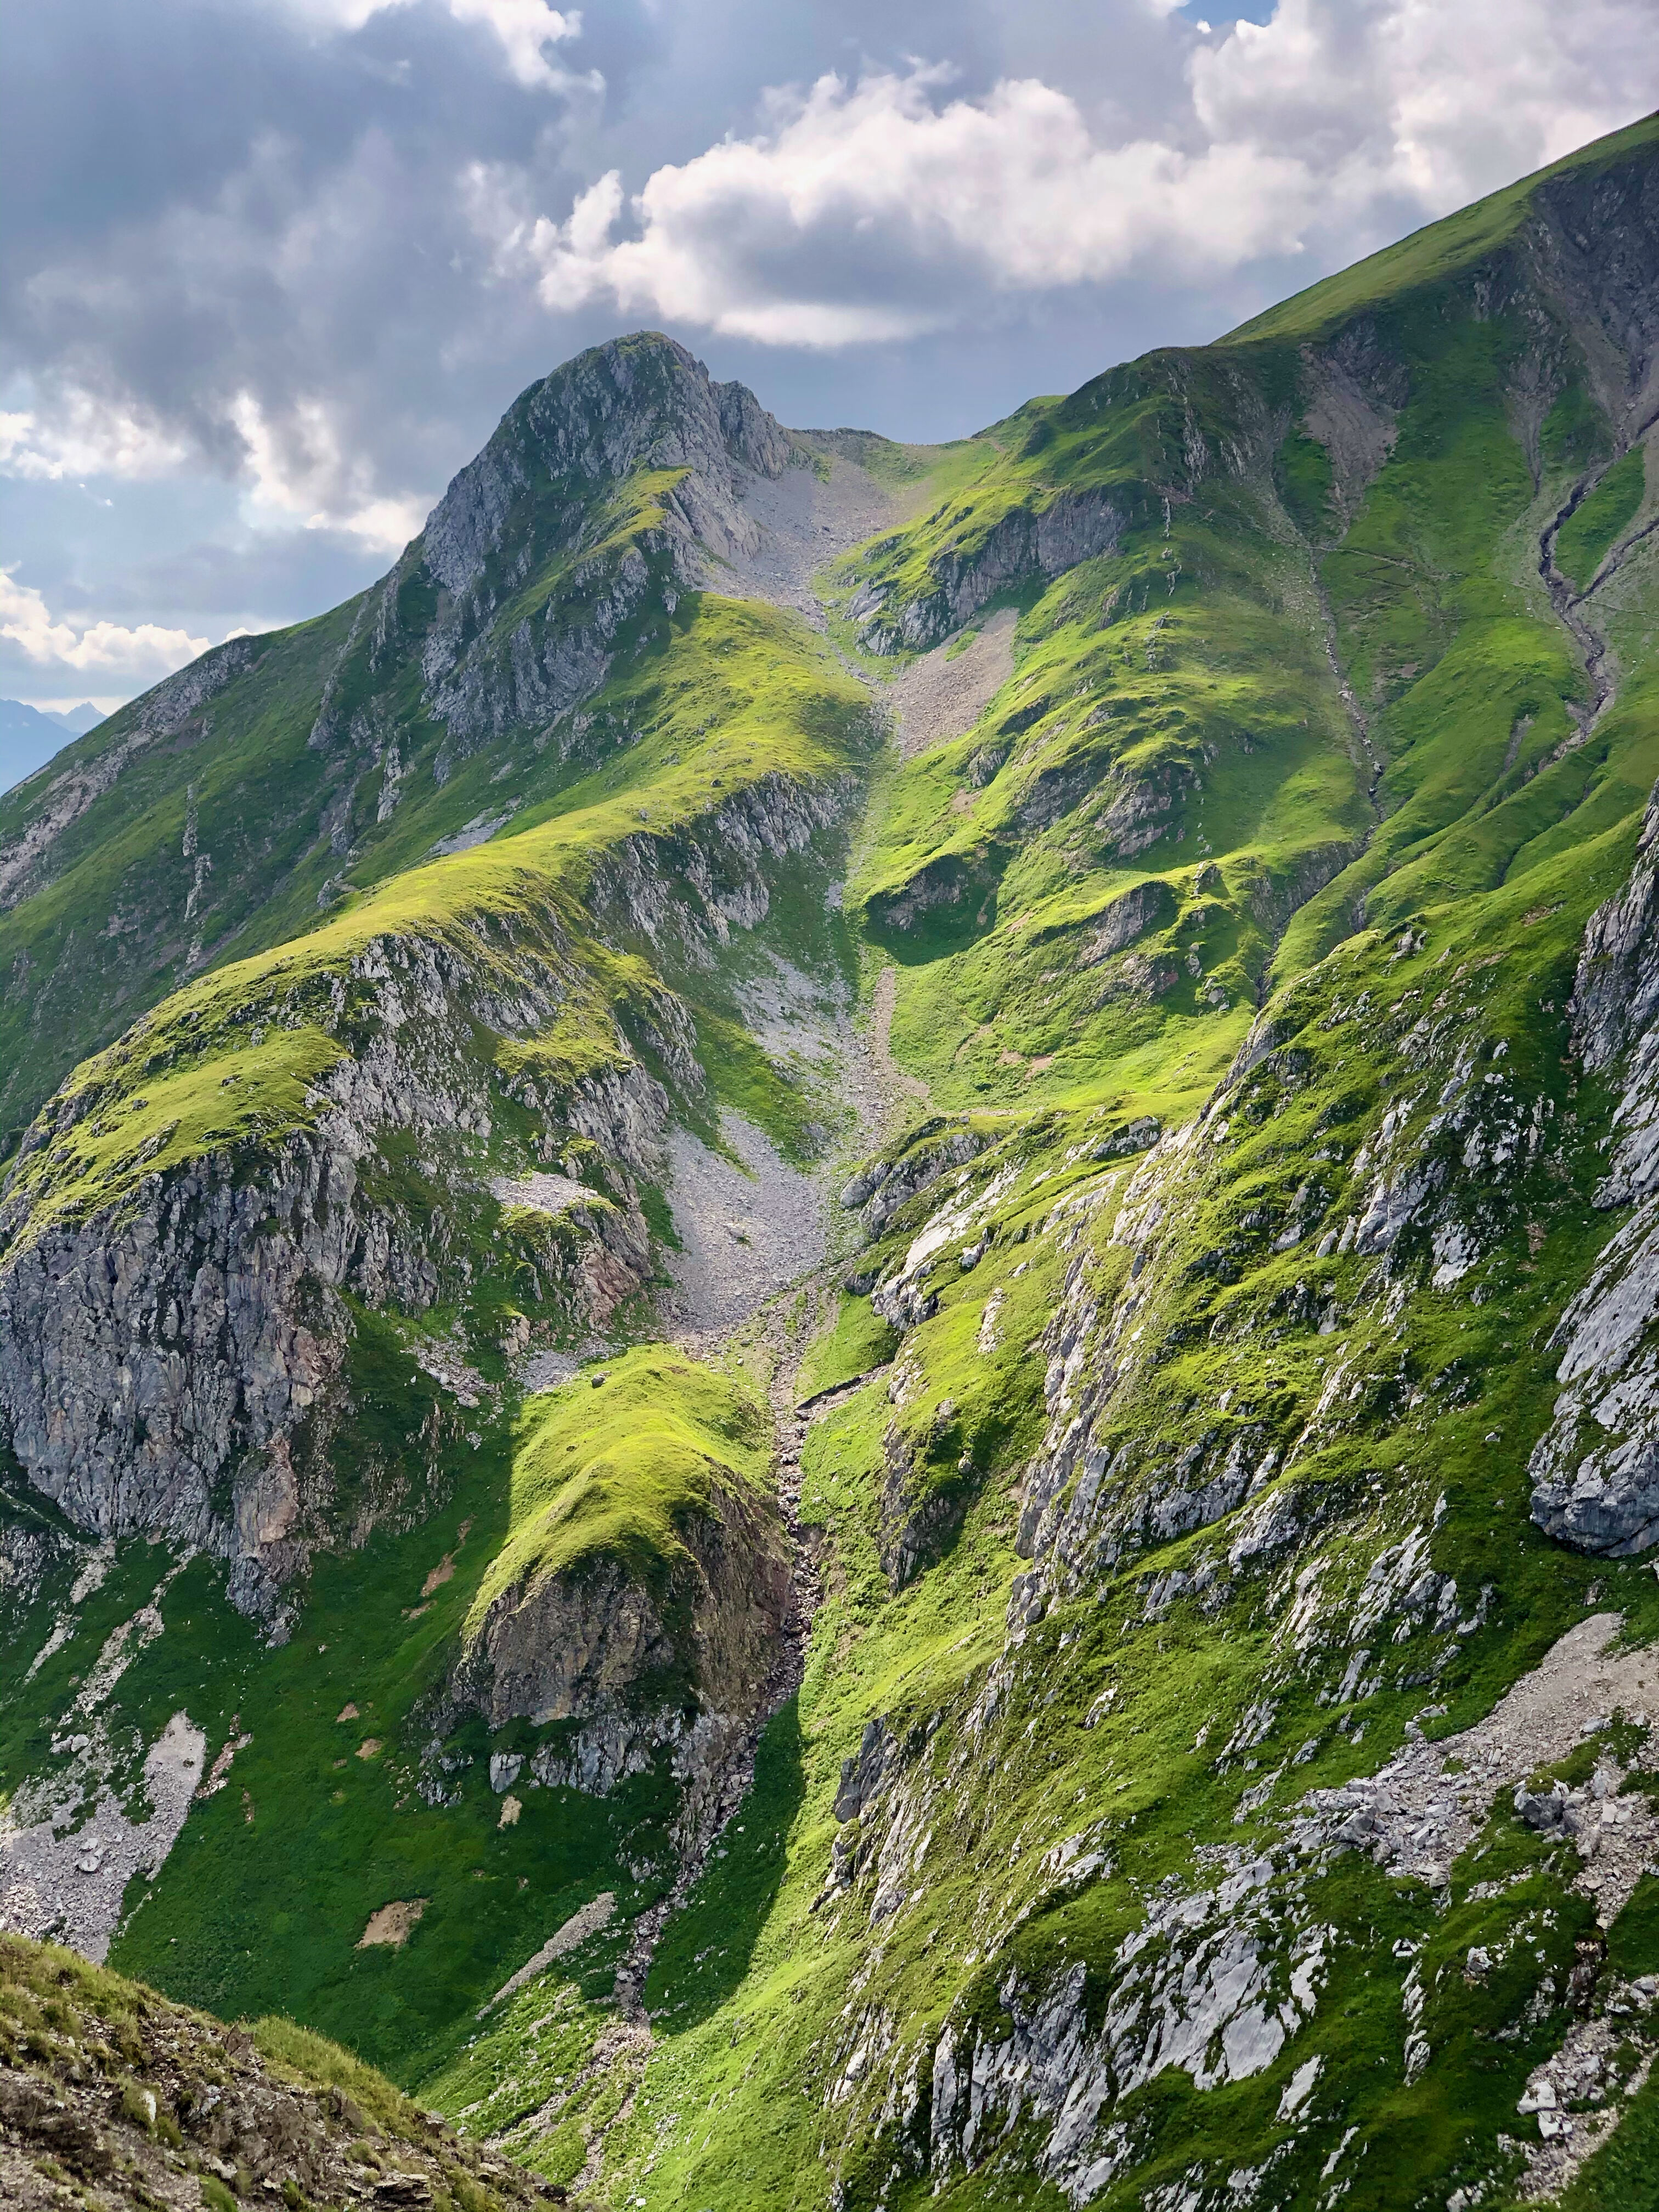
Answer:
422, 332, 791, 601
0, 751, 843, 1621
460, 1477, 789, 1732
414, 332, 799, 752
1531, 785, 1659, 1554
0, 1138, 352, 1599
7, 118, 1659, 2211
586, 770, 856, 969
850, 487, 1124, 655
0, 923, 669, 1620
842, 1124, 985, 1239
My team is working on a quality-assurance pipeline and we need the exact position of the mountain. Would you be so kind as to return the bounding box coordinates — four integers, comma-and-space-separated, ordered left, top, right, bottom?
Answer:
3, 112, 1659, 2212
0, 1929, 558, 2210
0, 697, 105, 798
47, 702, 108, 736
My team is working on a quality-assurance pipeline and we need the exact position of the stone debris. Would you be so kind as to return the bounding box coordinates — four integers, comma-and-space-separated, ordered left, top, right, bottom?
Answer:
883, 607, 1018, 758
22, 1539, 115, 1683
432, 806, 518, 855
1, 177, 1657, 2212
0, 1712, 206, 1962
1299, 1613, 1659, 1913
0, 1928, 556, 2210
1514, 1987, 1658, 2198
663, 1110, 826, 1335
194, 1719, 251, 1799
721, 444, 900, 633
358, 1898, 428, 1949
491, 1171, 596, 1218
411, 1329, 489, 1411
479, 1892, 617, 2015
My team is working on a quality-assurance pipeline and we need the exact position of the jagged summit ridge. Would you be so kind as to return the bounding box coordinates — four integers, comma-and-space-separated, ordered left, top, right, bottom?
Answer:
322, 330, 808, 765
421, 331, 795, 600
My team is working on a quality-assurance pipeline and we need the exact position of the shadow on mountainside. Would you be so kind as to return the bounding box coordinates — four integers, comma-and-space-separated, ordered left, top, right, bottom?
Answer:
640, 1696, 806, 2033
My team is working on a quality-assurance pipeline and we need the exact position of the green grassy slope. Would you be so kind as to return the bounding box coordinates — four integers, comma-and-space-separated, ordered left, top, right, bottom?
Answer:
835, 115, 1659, 1142
0, 588, 873, 1263
1226, 111, 1659, 345
0, 338, 867, 1150
582, 795, 1658, 2212
2, 1347, 765, 2093
528, 112, 1659, 2208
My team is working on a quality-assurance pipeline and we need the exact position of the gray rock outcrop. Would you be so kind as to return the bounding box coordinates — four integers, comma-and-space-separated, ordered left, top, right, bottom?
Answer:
849, 488, 1124, 655
0, 916, 672, 1621
452, 1468, 791, 1844
1531, 782, 1659, 1553
414, 333, 800, 754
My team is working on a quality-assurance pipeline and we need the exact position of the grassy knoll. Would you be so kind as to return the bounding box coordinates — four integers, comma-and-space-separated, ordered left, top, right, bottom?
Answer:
468, 1348, 771, 1638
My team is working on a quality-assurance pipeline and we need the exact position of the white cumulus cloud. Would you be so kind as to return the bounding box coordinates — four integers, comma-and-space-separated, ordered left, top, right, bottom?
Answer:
479, 0, 1659, 346
445, 0, 592, 93
0, 392, 193, 482
273, 0, 596, 92
228, 390, 427, 552
498, 71, 1309, 345
0, 570, 208, 682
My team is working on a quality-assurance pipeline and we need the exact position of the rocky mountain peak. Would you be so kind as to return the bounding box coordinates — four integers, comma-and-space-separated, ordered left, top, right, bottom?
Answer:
421, 330, 793, 599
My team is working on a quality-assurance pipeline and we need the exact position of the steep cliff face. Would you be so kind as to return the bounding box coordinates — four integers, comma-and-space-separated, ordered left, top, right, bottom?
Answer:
456, 1465, 790, 1819
0, 636, 264, 918
1530, 791, 1659, 1554
0, 919, 667, 1618
0, 746, 859, 1618
388, 332, 800, 758
0, 330, 878, 1605
587, 116, 1659, 2212
848, 485, 1126, 654
421, 333, 793, 608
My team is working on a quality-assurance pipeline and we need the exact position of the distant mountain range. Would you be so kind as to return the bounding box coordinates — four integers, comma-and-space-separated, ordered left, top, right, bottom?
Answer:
0, 695, 106, 793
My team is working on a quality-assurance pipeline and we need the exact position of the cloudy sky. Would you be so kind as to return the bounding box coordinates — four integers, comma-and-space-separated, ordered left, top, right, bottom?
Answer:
3, 0, 1656, 712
